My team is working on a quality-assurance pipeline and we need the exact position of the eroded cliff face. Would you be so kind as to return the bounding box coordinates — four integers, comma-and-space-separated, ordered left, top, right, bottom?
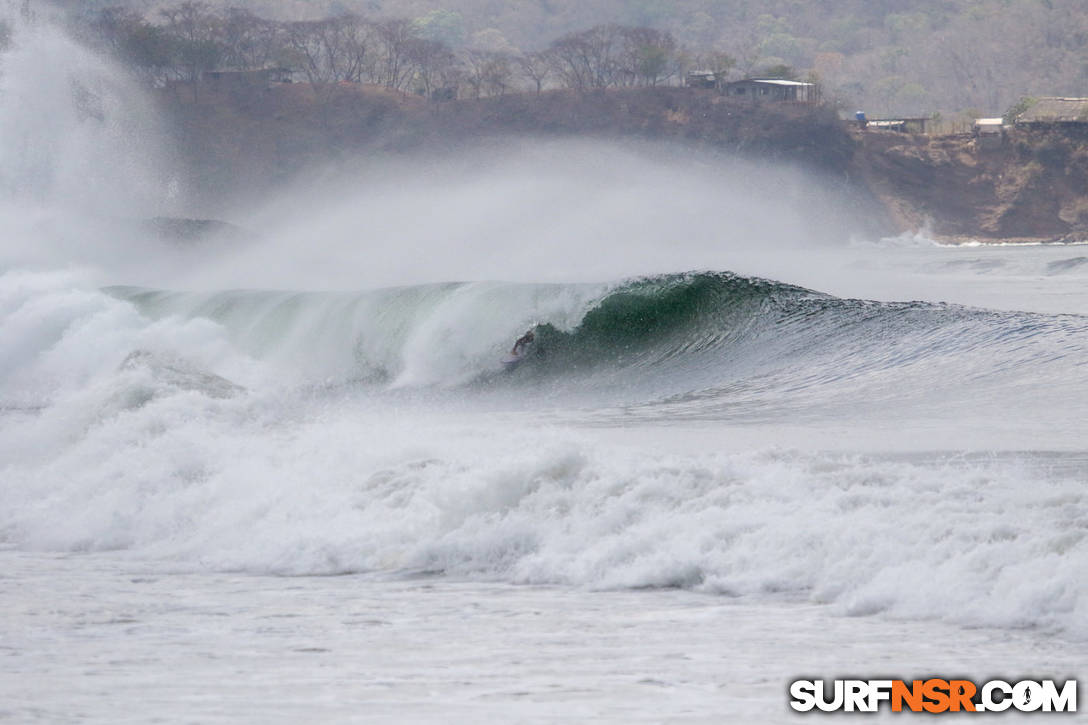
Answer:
853, 127, 1088, 243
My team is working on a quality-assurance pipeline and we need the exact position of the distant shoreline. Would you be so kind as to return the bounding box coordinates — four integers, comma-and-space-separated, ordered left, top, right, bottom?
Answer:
933, 236, 1088, 247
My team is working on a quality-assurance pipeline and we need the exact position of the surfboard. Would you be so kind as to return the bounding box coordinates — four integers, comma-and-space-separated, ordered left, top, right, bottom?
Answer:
501, 353, 524, 370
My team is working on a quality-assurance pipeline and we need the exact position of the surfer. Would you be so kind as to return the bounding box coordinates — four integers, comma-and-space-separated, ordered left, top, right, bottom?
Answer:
510, 330, 535, 357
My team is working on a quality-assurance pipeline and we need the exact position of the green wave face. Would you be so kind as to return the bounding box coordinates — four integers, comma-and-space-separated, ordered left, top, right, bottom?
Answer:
106, 270, 1088, 422
496, 271, 1088, 425
525, 272, 815, 373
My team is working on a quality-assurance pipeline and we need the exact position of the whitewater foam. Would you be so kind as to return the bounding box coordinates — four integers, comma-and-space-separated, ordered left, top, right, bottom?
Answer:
4, 373, 1086, 637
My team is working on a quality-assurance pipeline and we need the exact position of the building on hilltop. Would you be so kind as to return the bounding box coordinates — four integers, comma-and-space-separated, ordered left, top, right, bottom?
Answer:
1014, 97, 1088, 126
974, 117, 1005, 133
721, 79, 817, 103
973, 117, 1006, 148
865, 117, 930, 134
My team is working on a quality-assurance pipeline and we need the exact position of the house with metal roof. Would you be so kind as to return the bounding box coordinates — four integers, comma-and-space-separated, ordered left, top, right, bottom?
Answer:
865, 117, 930, 133
1015, 97, 1088, 126
973, 117, 1006, 148
721, 79, 817, 102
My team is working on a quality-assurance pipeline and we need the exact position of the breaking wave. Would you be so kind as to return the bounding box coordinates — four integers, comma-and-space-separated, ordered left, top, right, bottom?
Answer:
89, 271, 1088, 425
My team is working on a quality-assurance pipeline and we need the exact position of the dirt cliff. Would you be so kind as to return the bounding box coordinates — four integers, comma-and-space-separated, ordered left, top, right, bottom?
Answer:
851, 126, 1088, 244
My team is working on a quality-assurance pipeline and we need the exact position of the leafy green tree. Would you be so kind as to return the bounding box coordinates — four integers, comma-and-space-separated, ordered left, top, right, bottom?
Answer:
701, 51, 737, 83
884, 13, 928, 43
469, 28, 517, 54
758, 32, 804, 66
759, 63, 797, 80
413, 9, 465, 48
1004, 97, 1037, 125
624, 27, 676, 86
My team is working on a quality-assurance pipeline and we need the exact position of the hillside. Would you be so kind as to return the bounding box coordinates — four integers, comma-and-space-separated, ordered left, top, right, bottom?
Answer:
159, 82, 1088, 244
163, 83, 855, 196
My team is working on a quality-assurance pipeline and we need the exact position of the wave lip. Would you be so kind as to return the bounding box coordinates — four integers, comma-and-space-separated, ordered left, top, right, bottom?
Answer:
97, 269, 1088, 427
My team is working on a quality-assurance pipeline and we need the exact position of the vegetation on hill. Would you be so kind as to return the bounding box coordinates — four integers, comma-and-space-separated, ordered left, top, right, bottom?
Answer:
66, 4, 705, 104
48, 0, 1088, 118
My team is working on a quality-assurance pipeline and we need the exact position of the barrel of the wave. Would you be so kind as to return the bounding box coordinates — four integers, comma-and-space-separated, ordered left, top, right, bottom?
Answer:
502, 329, 536, 370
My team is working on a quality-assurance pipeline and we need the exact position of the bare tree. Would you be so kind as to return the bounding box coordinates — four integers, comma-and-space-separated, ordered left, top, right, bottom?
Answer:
549, 25, 679, 91
369, 18, 418, 91
516, 50, 552, 95
619, 26, 677, 86
218, 8, 282, 71
89, 7, 143, 54
282, 15, 368, 85
324, 14, 369, 83
86, 9, 174, 86
483, 51, 513, 97
160, 1, 223, 100
406, 37, 456, 98
461, 49, 514, 99
282, 21, 330, 86
548, 30, 597, 91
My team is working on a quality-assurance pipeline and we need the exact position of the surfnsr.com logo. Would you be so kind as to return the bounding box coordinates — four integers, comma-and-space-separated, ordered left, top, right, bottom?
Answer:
789, 679, 1077, 713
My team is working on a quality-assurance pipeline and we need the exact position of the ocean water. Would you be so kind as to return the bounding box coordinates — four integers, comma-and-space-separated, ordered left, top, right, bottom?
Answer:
1, 13, 1086, 724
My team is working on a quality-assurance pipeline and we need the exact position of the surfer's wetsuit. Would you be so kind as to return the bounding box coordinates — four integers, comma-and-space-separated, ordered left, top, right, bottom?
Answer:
511, 331, 535, 357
